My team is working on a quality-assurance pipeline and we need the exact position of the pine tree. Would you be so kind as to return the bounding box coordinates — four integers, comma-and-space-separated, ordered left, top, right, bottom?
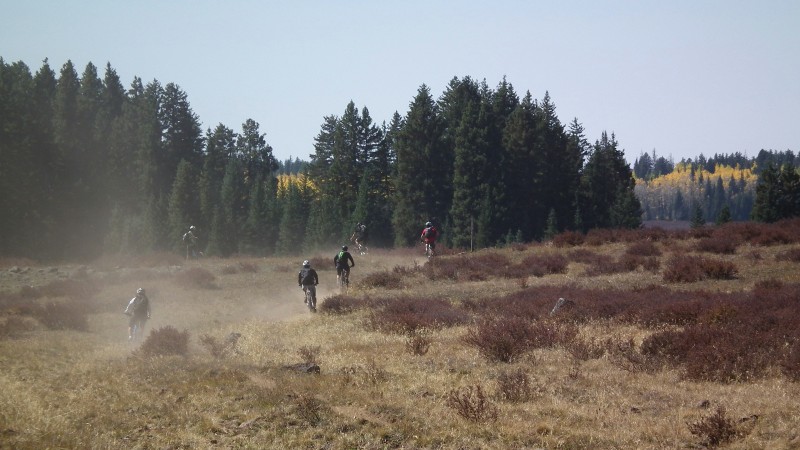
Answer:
392, 85, 446, 246
448, 101, 490, 248
578, 132, 637, 230
544, 208, 559, 240
690, 203, 706, 228
716, 204, 732, 225
501, 91, 539, 240
751, 164, 781, 222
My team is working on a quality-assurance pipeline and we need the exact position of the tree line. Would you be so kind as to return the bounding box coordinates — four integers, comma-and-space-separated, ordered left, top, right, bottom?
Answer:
633, 149, 799, 224
1, 59, 643, 260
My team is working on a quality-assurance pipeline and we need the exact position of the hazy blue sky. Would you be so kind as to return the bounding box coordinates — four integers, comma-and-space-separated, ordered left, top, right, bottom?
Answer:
2, 1, 798, 164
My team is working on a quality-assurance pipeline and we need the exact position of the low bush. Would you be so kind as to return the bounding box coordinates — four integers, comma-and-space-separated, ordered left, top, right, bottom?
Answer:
662, 255, 706, 282
464, 317, 535, 363
423, 252, 513, 281
751, 227, 795, 246
520, 253, 568, 277
696, 236, 739, 254
566, 336, 606, 361
663, 255, 737, 282
357, 270, 404, 289
496, 369, 533, 403
369, 296, 469, 334
220, 261, 259, 275
137, 325, 190, 357
446, 385, 498, 422
318, 294, 372, 315
687, 406, 747, 448
405, 330, 432, 356
567, 248, 602, 264
307, 256, 333, 270
584, 228, 620, 246
174, 267, 217, 289
625, 240, 662, 257
552, 231, 584, 247
294, 394, 325, 426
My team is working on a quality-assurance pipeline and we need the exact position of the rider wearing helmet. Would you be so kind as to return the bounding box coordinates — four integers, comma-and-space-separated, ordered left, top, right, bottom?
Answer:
333, 245, 355, 286
124, 287, 151, 341
420, 221, 440, 255
182, 225, 199, 259
298, 260, 319, 305
349, 222, 368, 255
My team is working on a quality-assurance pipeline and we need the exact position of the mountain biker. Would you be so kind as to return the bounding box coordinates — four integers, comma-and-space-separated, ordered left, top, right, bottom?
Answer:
297, 260, 319, 307
124, 287, 151, 341
333, 245, 355, 286
420, 221, 439, 256
350, 222, 368, 255
182, 225, 199, 259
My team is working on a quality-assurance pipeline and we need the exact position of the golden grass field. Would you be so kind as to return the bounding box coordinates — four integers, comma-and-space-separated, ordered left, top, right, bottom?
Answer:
1, 228, 800, 449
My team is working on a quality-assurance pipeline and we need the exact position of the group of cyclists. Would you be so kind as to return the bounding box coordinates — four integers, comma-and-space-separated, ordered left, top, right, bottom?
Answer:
126, 220, 440, 338
296, 220, 440, 312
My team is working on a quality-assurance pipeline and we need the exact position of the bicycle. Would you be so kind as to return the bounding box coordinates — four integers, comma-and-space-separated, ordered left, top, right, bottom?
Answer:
337, 268, 350, 293
127, 315, 146, 342
424, 242, 435, 259
302, 286, 317, 312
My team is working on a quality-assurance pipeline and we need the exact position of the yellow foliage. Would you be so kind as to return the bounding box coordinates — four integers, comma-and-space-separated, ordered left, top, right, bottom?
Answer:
276, 173, 319, 197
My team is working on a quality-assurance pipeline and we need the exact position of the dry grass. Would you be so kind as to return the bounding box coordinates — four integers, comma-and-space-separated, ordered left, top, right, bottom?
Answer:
1, 228, 800, 448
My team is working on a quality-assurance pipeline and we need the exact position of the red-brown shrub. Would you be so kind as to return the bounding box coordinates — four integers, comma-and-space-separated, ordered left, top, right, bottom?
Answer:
663, 255, 737, 282
318, 294, 372, 315
369, 296, 470, 334
751, 227, 794, 246
137, 325, 190, 357
687, 406, 747, 448
567, 248, 602, 264
696, 236, 740, 254
424, 252, 513, 281
551, 231, 584, 247
625, 240, 662, 257
357, 270, 404, 289
566, 336, 606, 361
496, 369, 534, 402
520, 253, 568, 277
584, 228, 619, 246
446, 385, 498, 422
663, 255, 704, 282
463, 317, 536, 363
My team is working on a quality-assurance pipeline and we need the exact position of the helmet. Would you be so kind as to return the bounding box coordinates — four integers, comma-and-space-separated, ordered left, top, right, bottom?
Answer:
302, 260, 310, 268
425, 222, 432, 227
136, 288, 145, 295
189, 225, 196, 230
342, 245, 348, 251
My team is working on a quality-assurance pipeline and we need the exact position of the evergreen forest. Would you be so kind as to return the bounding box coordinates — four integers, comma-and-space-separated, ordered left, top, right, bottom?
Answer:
633, 149, 800, 224
1, 58, 796, 261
